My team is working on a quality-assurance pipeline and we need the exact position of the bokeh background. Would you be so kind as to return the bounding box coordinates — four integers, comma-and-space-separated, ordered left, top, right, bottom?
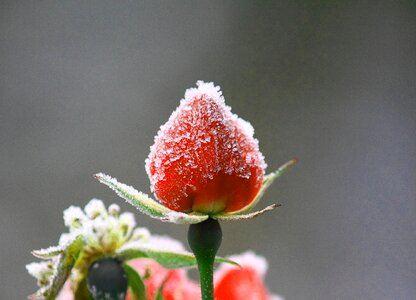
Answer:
1, 1, 415, 299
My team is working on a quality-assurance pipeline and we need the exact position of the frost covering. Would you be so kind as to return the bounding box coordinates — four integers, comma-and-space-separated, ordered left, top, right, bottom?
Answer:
146, 81, 266, 213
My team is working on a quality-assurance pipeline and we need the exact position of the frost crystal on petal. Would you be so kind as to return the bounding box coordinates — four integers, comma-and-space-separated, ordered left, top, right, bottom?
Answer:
32, 245, 63, 259
146, 81, 266, 213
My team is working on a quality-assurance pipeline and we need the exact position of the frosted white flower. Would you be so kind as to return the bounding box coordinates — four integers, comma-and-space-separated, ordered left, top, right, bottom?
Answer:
119, 212, 136, 228
91, 216, 110, 236
63, 206, 86, 228
108, 203, 120, 216
84, 198, 106, 219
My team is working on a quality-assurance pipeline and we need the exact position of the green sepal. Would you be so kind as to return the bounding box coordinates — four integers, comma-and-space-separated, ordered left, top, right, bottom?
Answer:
31, 246, 63, 260
95, 159, 296, 224
213, 204, 280, 221
123, 263, 146, 300
117, 246, 238, 269
94, 173, 209, 224
228, 159, 297, 215
209, 159, 297, 221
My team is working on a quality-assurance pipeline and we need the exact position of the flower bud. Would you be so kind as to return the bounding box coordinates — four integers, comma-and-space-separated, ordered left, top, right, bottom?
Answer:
87, 258, 128, 300
146, 81, 266, 214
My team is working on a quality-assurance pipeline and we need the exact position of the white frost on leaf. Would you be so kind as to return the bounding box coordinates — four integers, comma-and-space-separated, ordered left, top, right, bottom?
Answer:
32, 245, 63, 259
94, 172, 171, 218
95, 172, 210, 224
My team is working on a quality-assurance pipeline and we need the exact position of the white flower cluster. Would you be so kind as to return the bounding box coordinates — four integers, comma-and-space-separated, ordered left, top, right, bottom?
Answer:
26, 199, 153, 299
60, 198, 146, 252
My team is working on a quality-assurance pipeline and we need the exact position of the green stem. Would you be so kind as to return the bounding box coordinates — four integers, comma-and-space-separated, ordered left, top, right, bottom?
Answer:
188, 218, 222, 300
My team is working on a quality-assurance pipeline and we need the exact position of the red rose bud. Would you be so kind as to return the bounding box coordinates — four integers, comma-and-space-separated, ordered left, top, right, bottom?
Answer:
146, 81, 266, 214
214, 251, 281, 300
215, 267, 268, 300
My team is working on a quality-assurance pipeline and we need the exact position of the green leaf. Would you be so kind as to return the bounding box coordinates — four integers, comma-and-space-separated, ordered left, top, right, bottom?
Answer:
117, 246, 239, 269
43, 236, 85, 300
32, 246, 63, 259
228, 158, 297, 215
123, 263, 146, 300
213, 204, 280, 221
94, 173, 209, 224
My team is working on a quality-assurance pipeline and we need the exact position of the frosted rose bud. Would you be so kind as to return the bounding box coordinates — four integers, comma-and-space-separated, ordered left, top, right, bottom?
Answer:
146, 81, 266, 214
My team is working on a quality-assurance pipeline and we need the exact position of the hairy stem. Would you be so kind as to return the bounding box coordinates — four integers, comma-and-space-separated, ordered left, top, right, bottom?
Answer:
188, 218, 222, 300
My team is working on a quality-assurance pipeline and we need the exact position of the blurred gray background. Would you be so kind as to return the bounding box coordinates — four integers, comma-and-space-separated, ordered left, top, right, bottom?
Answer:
1, 1, 415, 299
